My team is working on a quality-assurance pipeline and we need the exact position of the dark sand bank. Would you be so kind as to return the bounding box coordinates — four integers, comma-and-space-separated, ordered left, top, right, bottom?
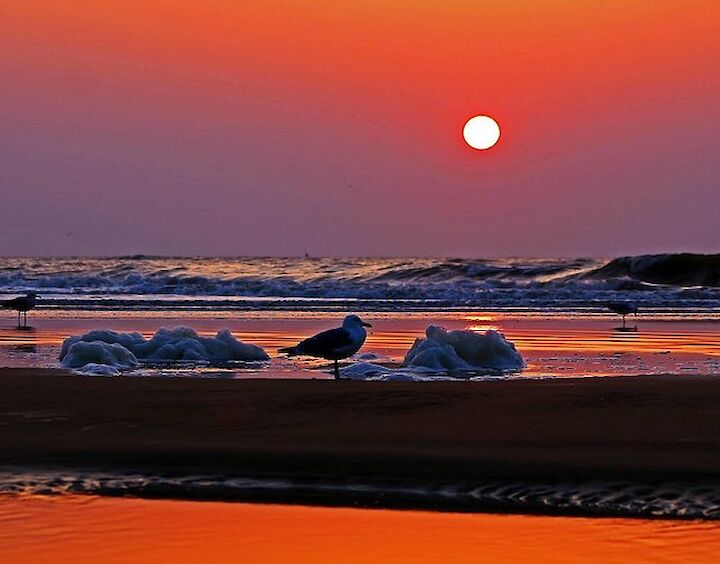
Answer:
3, 369, 720, 479
2, 369, 720, 516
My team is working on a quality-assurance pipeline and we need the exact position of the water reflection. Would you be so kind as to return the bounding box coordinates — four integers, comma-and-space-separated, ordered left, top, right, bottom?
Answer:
9, 344, 37, 354
613, 325, 639, 333
1, 496, 719, 563
0, 326, 37, 346
0, 326, 41, 365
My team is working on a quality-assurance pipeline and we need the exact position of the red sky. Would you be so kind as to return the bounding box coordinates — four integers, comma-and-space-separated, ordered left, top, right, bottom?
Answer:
1, 1, 718, 257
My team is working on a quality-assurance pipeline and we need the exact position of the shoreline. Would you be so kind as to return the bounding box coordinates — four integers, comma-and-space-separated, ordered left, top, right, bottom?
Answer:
2, 369, 720, 518
4, 314, 720, 378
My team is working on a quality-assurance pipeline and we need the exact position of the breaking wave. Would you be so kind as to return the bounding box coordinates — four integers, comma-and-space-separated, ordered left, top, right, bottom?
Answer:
0, 254, 719, 312
579, 254, 720, 287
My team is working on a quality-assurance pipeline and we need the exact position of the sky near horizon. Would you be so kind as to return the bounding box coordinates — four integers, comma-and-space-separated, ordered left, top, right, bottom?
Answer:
1, 1, 718, 257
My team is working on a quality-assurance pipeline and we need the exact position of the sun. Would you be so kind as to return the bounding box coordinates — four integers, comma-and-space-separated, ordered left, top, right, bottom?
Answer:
462, 115, 501, 150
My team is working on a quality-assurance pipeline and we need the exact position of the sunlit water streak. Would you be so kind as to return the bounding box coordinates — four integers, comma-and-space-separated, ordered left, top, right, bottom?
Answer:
1, 495, 719, 563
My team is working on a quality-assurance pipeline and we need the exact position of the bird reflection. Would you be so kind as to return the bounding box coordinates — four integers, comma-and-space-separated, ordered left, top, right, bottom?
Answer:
0, 325, 38, 354
613, 325, 638, 333
606, 302, 639, 331
11, 343, 37, 354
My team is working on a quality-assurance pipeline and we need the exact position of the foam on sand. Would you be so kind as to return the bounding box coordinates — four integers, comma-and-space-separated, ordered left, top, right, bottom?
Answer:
342, 326, 525, 380
340, 361, 392, 380
60, 341, 140, 375
403, 326, 525, 372
60, 327, 269, 374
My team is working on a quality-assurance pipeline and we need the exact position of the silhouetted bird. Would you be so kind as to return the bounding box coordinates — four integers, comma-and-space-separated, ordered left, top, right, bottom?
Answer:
2, 291, 39, 328
606, 301, 638, 328
279, 314, 372, 379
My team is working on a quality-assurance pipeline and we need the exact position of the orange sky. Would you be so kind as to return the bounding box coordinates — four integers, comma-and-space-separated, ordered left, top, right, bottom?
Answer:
1, 1, 718, 256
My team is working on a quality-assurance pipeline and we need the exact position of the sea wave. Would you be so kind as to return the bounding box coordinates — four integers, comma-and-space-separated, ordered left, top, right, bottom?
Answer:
0, 254, 719, 311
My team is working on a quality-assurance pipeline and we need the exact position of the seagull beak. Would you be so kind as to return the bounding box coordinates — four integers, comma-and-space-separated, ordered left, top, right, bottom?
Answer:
362, 322, 373, 328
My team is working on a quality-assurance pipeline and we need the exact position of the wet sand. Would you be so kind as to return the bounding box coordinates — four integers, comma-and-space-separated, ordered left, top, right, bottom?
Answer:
3, 313, 720, 377
2, 369, 720, 488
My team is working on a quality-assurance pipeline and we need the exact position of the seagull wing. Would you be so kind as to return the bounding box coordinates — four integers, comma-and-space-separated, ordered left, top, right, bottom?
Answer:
296, 327, 353, 357
2, 297, 24, 309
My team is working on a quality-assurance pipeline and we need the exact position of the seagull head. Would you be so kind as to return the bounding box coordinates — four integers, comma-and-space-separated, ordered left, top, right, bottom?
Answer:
343, 314, 372, 329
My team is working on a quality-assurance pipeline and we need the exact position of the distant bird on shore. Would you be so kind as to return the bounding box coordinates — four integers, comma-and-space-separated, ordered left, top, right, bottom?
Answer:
2, 292, 39, 328
606, 301, 638, 328
279, 315, 372, 379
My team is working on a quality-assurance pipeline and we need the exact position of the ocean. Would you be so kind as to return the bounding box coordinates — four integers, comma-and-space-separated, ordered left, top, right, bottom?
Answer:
1, 254, 719, 314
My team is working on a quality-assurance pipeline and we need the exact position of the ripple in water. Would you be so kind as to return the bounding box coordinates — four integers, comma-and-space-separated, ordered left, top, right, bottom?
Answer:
1, 469, 720, 520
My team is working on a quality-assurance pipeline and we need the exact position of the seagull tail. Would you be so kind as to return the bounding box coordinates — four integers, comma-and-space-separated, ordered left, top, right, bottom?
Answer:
278, 346, 299, 356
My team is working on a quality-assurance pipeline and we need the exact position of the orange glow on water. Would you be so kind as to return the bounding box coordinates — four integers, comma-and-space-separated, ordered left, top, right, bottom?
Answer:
2, 496, 720, 564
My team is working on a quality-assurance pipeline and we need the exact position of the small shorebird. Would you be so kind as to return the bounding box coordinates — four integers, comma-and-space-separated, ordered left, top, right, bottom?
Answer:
606, 301, 638, 328
2, 291, 39, 328
279, 314, 372, 379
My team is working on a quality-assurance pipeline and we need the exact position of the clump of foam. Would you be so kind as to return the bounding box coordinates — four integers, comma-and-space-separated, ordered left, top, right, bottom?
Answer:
340, 361, 392, 380
340, 326, 524, 381
60, 341, 139, 375
340, 362, 434, 381
60, 326, 269, 374
402, 326, 524, 372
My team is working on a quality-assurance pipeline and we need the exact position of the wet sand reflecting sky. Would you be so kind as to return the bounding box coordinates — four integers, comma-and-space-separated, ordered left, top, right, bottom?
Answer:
1, 312, 719, 377
1, 496, 719, 564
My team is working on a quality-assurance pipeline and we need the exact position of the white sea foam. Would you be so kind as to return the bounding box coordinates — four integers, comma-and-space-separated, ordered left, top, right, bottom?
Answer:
340, 363, 439, 382
342, 326, 524, 380
403, 326, 525, 371
60, 341, 139, 375
60, 326, 269, 374
340, 362, 392, 380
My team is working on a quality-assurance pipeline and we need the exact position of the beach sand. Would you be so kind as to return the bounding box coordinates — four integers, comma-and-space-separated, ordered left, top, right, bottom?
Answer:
2, 369, 720, 489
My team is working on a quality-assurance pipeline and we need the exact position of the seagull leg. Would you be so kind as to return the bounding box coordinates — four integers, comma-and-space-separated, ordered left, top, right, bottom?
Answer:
334, 360, 340, 380
622, 314, 626, 328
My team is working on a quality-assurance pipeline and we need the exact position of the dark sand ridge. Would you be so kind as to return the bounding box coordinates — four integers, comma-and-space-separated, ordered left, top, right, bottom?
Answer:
2, 369, 720, 485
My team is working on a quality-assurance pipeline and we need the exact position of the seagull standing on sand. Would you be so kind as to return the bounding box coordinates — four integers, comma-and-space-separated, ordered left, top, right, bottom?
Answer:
2, 291, 39, 328
606, 301, 638, 328
279, 315, 372, 379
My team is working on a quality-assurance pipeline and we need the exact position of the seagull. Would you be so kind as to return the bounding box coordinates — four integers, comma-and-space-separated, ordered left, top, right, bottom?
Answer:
2, 291, 39, 328
606, 301, 638, 328
278, 314, 372, 379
